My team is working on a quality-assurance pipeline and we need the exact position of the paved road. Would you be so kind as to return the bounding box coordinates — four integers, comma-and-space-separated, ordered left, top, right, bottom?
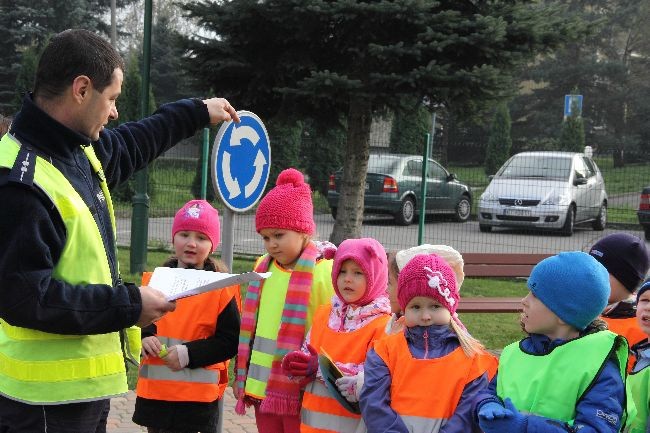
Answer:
117, 211, 647, 257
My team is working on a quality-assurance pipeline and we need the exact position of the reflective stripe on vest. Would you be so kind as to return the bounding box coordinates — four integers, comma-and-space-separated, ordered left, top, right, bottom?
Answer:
497, 331, 628, 424
136, 271, 239, 403
627, 365, 650, 433
301, 304, 390, 433
373, 331, 497, 432
245, 335, 277, 398
0, 135, 126, 404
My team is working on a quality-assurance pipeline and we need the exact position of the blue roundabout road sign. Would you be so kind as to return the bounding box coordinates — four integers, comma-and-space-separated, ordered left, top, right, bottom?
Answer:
212, 111, 271, 212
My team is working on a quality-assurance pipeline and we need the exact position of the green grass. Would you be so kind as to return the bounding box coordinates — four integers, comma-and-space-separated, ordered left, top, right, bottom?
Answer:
460, 277, 528, 349
119, 247, 526, 350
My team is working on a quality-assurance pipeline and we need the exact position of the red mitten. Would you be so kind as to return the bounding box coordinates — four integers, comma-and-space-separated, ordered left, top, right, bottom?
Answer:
281, 344, 318, 377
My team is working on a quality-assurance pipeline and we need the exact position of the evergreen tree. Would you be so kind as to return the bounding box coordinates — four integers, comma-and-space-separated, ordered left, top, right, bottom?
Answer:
559, 95, 585, 153
112, 51, 157, 202
485, 102, 512, 176
0, 0, 137, 113
12, 45, 41, 109
389, 98, 432, 155
180, 0, 583, 243
511, 0, 650, 166
150, 14, 189, 104
302, 118, 346, 197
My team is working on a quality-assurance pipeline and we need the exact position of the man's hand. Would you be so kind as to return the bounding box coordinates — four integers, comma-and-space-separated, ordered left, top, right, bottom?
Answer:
202, 98, 240, 124
137, 286, 176, 327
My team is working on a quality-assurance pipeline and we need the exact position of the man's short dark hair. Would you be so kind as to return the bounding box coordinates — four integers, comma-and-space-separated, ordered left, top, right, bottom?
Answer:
34, 29, 125, 100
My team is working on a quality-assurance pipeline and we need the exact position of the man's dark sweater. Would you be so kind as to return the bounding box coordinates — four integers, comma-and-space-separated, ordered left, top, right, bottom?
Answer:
0, 95, 208, 335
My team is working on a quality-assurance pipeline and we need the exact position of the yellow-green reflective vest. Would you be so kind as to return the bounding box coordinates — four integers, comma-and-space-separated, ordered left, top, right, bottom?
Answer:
497, 331, 629, 428
627, 364, 650, 433
0, 134, 136, 404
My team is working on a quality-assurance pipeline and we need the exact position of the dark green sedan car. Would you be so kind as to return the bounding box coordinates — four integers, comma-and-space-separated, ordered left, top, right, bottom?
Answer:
327, 153, 472, 225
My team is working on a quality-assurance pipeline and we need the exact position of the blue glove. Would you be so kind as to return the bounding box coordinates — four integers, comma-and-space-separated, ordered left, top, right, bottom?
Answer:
477, 401, 509, 420
478, 398, 527, 433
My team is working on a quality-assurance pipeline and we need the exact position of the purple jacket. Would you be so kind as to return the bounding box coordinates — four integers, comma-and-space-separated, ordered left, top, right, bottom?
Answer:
360, 325, 489, 433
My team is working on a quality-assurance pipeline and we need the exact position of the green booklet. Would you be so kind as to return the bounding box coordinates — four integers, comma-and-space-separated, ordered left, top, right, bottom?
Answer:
318, 349, 361, 414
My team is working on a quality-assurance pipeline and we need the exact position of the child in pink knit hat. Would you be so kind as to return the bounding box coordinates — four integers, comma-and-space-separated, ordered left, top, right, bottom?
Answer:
133, 199, 240, 433
386, 244, 465, 335
234, 168, 334, 433
361, 253, 497, 433
282, 237, 392, 432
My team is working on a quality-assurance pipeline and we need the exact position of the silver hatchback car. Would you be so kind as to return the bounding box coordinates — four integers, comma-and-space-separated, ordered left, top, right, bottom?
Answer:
478, 151, 607, 236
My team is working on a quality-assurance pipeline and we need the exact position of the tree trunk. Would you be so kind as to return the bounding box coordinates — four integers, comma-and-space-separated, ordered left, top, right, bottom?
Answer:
329, 96, 372, 245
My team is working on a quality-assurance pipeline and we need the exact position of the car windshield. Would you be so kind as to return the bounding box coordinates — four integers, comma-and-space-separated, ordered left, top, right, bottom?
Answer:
367, 155, 401, 173
496, 155, 572, 180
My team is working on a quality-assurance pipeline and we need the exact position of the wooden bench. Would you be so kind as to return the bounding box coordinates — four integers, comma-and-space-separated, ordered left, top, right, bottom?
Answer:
456, 253, 551, 313
457, 297, 522, 313
462, 253, 551, 278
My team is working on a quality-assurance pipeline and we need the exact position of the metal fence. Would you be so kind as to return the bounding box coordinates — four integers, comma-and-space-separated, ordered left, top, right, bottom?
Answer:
114, 138, 649, 259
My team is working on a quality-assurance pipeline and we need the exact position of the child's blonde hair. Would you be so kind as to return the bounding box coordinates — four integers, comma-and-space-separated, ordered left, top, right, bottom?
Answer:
449, 319, 486, 358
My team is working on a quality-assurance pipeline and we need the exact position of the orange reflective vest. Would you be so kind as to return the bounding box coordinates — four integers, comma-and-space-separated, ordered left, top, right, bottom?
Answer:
136, 271, 240, 402
301, 304, 390, 433
602, 316, 646, 372
373, 332, 498, 433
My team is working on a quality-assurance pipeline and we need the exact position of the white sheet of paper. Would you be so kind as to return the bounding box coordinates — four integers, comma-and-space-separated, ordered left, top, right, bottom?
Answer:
147, 267, 271, 301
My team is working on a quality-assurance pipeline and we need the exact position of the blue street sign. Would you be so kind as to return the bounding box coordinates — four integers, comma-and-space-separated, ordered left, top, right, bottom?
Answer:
564, 94, 583, 117
212, 111, 271, 212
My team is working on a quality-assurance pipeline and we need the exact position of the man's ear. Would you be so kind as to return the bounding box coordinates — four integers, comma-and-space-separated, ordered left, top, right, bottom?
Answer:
71, 75, 92, 103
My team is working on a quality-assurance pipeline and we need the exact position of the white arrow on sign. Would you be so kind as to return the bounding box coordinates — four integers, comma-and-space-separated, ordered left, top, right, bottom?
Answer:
230, 125, 260, 147
221, 151, 241, 199
245, 150, 268, 198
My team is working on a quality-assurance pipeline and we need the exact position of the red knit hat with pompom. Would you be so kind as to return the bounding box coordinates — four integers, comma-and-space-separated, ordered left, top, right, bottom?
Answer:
255, 168, 315, 235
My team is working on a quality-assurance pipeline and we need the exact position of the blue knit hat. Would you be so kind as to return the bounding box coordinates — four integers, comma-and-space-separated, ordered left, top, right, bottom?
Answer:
527, 251, 610, 331
637, 279, 650, 303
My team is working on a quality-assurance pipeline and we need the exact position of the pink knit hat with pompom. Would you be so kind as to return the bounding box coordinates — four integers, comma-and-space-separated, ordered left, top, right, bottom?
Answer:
325, 238, 388, 306
398, 253, 459, 315
255, 168, 315, 235
172, 200, 221, 252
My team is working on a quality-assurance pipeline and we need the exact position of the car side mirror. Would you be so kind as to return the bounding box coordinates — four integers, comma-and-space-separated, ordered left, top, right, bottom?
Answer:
447, 173, 457, 181
488, 174, 494, 181
574, 177, 588, 186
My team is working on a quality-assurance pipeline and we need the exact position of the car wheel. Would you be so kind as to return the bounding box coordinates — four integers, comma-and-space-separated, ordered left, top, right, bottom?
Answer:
645, 227, 650, 241
479, 224, 492, 233
560, 205, 575, 237
394, 197, 415, 226
592, 202, 607, 231
330, 207, 337, 219
453, 195, 471, 222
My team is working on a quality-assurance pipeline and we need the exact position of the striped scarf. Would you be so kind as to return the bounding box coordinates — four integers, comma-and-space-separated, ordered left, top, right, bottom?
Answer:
235, 241, 318, 415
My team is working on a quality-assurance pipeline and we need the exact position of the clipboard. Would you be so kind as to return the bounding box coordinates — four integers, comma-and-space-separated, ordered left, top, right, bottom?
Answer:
318, 348, 361, 414
147, 267, 271, 301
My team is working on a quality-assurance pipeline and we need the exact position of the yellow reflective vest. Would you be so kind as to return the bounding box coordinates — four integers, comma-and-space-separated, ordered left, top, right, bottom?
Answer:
0, 134, 135, 404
